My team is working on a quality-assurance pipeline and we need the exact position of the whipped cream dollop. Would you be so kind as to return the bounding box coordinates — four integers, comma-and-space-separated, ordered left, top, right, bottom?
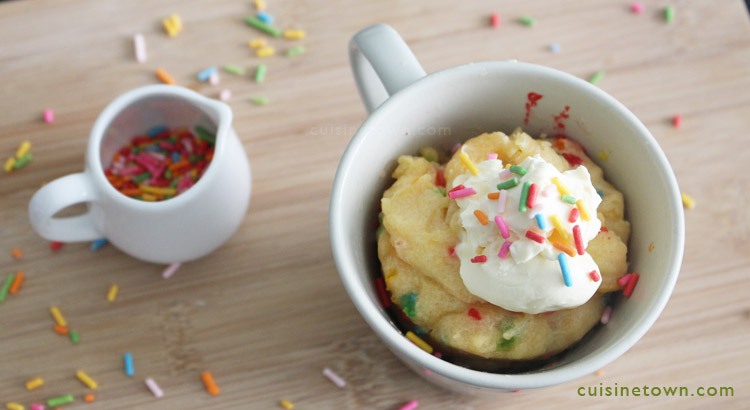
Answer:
453, 154, 602, 314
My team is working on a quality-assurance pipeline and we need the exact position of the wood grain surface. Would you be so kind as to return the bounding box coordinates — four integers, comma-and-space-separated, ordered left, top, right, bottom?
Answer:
1, 0, 749, 408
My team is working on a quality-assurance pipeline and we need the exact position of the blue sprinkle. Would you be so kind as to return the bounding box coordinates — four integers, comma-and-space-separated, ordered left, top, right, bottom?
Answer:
90, 238, 108, 251
550, 43, 561, 53
124, 352, 134, 376
558, 253, 572, 287
596, 189, 605, 197
172, 152, 180, 163
535, 214, 546, 230
196, 66, 217, 82
144, 145, 161, 152
147, 125, 167, 137
257, 11, 274, 23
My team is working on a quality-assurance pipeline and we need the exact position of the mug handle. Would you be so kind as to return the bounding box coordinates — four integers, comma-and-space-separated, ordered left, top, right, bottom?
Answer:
349, 24, 426, 113
28, 172, 102, 242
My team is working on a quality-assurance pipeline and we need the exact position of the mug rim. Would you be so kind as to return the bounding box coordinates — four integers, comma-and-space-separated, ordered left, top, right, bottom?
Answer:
330, 60, 684, 390
86, 85, 233, 210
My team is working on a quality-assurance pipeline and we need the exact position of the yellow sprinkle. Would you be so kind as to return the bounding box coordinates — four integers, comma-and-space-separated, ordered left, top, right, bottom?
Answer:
576, 199, 592, 221
549, 215, 570, 241
50, 306, 67, 326
163, 14, 182, 37
598, 149, 608, 162
248, 39, 267, 49
25, 377, 44, 390
256, 46, 275, 57
283, 29, 306, 40
551, 177, 571, 196
595, 370, 604, 377
505, 163, 512, 169
254, 0, 266, 11
6, 403, 24, 410
458, 152, 479, 176
76, 370, 98, 390
405, 331, 434, 353
4, 158, 15, 173
16, 141, 31, 159
190, 168, 198, 179
681, 192, 695, 209
141, 193, 157, 202
107, 284, 119, 302
279, 400, 294, 409
138, 184, 176, 196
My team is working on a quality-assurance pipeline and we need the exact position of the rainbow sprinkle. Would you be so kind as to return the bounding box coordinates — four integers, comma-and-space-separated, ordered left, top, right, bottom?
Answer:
509, 165, 526, 176
496, 177, 519, 190
448, 187, 476, 199
518, 182, 531, 212
535, 214, 546, 229
573, 225, 585, 255
405, 331, 433, 353
459, 152, 479, 175
498, 241, 512, 259
576, 199, 592, 221
494, 215, 510, 239
558, 253, 572, 286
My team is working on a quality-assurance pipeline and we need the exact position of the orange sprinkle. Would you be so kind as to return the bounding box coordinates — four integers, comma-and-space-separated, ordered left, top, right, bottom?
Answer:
113, 153, 121, 162
106, 174, 120, 182
53, 324, 69, 335
168, 159, 189, 171
11, 248, 22, 259
201, 371, 220, 396
553, 241, 576, 257
156, 68, 176, 85
474, 210, 489, 225
487, 192, 500, 200
555, 139, 565, 150
84, 393, 95, 403
119, 188, 142, 196
9, 272, 24, 294
206, 151, 214, 162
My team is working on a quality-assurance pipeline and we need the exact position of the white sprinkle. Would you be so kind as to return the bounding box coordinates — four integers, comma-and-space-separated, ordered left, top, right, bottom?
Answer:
549, 43, 561, 53
600, 306, 613, 324
219, 89, 232, 101
145, 377, 164, 398
322, 367, 346, 388
162, 262, 182, 279
497, 190, 508, 213
498, 169, 512, 180
209, 71, 220, 86
134, 33, 147, 63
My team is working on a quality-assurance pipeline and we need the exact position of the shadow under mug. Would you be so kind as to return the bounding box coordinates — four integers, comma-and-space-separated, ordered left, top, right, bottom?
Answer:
29, 85, 252, 264
331, 24, 684, 394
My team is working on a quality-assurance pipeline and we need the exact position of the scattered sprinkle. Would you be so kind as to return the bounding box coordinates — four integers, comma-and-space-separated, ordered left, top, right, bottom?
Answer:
219, 89, 232, 101
498, 241, 512, 259
509, 165, 527, 176
518, 182, 531, 212
558, 253, 572, 287
664, 5, 675, 23
681, 192, 694, 209
134, 33, 147, 63
283, 29, 306, 40
201, 371, 220, 396
553, 241, 576, 257
6, 403, 23, 410
527, 183, 539, 208
155, 68, 176, 85
322, 367, 346, 388
673, 114, 682, 128
209, 71, 220, 85
11, 248, 22, 259
162, 262, 182, 279
535, 214, 546, 230
16, 141, 31, 159
400, 293, 417, 318
494, 215, 510, 239
497, 190, 508, 213
562, 152, 583, 167
617, 273, 632, 287
487, 192, 500, 200
458, 152, 479, 176
448, 187, 476, 199
631, 2, 644, 14
649, 242, 655, 252
573, 225, 585, 255
549, 215, 570, 241
257, 11, 274, 24
255, 64, 267, 83
144, 378, 164, 398
497, 177, 520, 191
471, 255, 487, 263
53, 324, 69, 335
598, 149, 609, 161
248, 39, 267, 49
576, 199, 592, 221
107, 284, 118, 302
246, 16, 282, 37
224, 65, 245, 75
50, 306, 67, 326
162, 14, 183, 37
588, 70, 605, 85
623, 273, 640, 297
498, 169, 512, 180
549, 43, 560, 53
91, 238, 108, 251
47, 395, 74, 407
197, 67, 217, 82
124, 353, 135, 376
397, 400, 419, 410
405, 331, 433, 353
525, 230, 545, 244
551, 177, 571, 196
3, 158, 15, 173
26, 377, 44, 391
474, 209, 489, 225
519, 16, 535, 26
50, 241, 64, 251
375, 277, 391, 307
568, 208, 580, 223
84, 394, 95, 403
70, 330, 79, 344
589, 270, 601, 282
43, 108, 55, 123
251, 96, 269, 105
490, 12, 500, 28
596, 370, 605, 377
600, 305, 613, 324
254, 0, 266, 11
596, 189, 605, 197
419, 146, 439, 162
279, 400, 294, 409
487, 153, 498, 160
468, 308, 482, 320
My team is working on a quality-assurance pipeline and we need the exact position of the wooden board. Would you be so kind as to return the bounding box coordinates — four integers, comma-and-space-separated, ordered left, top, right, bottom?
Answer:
1, 0, 748, 408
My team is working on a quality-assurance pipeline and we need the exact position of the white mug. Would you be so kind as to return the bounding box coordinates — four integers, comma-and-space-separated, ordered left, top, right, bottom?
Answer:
330, 24, 684, 393
29, 85, 251, 264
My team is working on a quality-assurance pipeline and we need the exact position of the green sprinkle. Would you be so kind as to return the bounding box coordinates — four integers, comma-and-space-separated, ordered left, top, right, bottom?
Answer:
13, 152, 32, 169
589, 70, 605, 85
164, 194, 173, 200
189, 155, 202, 163
47, 394, 74, 407
194, 125, 216, 144
250, 96, 269, 105
400, 292, 417, 318
419, 146, 439, 162
378, 212, 385, 224
497, 177, 520, 190
255, 64, 267, 83
285, 45, 306, 57
131, 147, 142, 154
664, 5, 674, 23
497, 320, 518, 351
164, 169, 173, 179
169, 179, 179, 189
132, 172, 151, 183
0, 273, 15, 302
509, 165, 527, 176
561, 194, 577, 204
224, 64, 245, 76
376, 225, 384, 237
519, 16, 535, 26
246, 16, 282, 37
596, 189, 605, 197
70, 331, 79, 344
433, 187, 447, 197
518, 182, 531, 212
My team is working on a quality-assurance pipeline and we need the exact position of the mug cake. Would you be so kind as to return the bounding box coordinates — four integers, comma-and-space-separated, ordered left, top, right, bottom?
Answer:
376, 128, 633, 369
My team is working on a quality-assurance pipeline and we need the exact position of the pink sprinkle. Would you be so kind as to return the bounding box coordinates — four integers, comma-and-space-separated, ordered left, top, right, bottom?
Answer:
159, 141, 176, 150
219, 89, 232, 101
145, 377, 164, 398
450, 143, 461, 154
209, 71, 220, 86
177, 177, 194, 193
43, 108, 54, 123
573, 225, 585, 255
568, 208, 580, 223
490, 12, 500, 28
494, 215, 510, 239
181, 138, 194, 153
147, 151, 166, 161
471, 255, 487, 263
448, 246, 456, 257
121, 165, 142, 176
31, 404, 44, 410
162, 262, 182, 279
631, 2, 644, 13
673, 114, 682, 128
433, 351, 442, 359
498, 241, 512, 259
589, 270, 601, 282
617, 273, 632, 287
397, 400, 419, 410
600, 306, 613, 324
497, 190, 508, 213
498, 169, 512, 180
322, 367, 346, 388
487, 153, 498, 160
448, 187, 476, 199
